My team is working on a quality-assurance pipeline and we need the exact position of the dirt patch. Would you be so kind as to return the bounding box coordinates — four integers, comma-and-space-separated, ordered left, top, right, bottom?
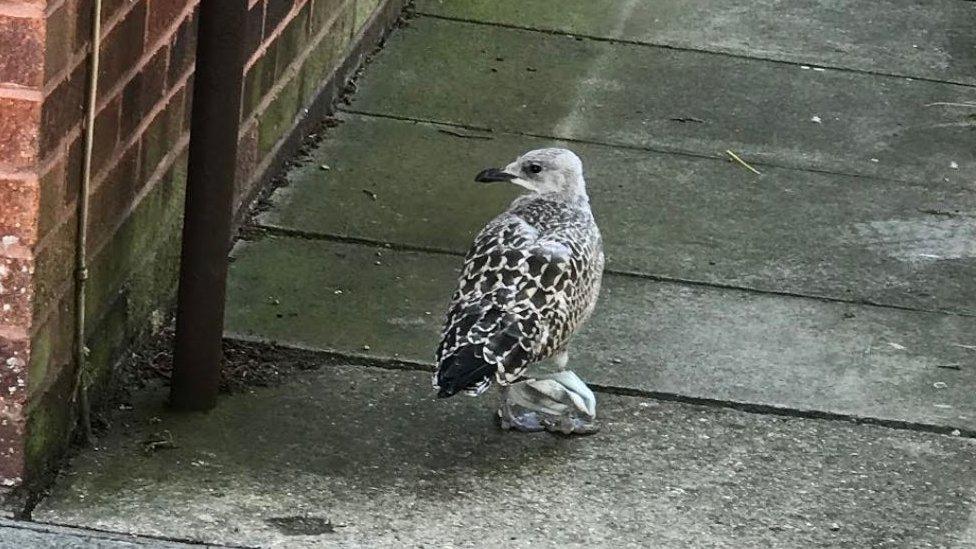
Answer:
114, 327, 326, 396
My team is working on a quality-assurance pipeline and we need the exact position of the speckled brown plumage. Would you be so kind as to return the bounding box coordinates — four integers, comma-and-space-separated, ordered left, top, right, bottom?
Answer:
434, 186, 604, 398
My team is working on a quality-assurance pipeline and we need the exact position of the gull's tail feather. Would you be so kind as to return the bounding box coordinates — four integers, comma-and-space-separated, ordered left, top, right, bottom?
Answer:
435, 345, 494, 398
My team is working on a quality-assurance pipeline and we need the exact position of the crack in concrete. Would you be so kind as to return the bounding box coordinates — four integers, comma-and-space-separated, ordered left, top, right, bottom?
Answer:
0, 517, 257, 548
414, 12, 976, 89
337, 107, 955, 190
246, 223, 976, 319
223, 333, 976, 441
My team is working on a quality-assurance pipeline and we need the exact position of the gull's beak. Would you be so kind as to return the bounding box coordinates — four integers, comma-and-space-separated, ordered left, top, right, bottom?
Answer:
475, 168, 517, 183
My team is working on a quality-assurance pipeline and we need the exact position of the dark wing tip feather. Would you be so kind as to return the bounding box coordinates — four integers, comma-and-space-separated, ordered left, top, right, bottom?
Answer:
435, 345, 494, 399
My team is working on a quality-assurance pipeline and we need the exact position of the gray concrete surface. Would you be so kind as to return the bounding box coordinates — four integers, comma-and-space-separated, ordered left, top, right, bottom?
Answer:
33, 366, 976, 548
261, 114, 976, 314
349, 17, 975, 183
418, 0, 976, 85
225, 236, 976, 432
34, 1, 976, 547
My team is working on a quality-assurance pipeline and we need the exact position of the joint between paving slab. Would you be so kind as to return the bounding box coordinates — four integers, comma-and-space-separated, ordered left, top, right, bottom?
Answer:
247, 223, 976, 319
338, 108, 948, 190
223, 333, 976, 441
415, 12, 976, 89
0, 517, 258, 548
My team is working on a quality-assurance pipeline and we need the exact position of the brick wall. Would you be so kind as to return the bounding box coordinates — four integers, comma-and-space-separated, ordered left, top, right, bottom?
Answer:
0, 0, 197, 489
236, 0, 390, 210
0, 0, 402, 489
0, 1, 44, 488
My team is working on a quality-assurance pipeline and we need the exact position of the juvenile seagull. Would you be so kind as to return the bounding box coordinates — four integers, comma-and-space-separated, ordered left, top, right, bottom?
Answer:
434, 148, 604, 435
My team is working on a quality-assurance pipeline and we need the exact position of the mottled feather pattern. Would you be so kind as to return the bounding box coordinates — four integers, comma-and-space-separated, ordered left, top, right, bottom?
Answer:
435, 195, 604, 397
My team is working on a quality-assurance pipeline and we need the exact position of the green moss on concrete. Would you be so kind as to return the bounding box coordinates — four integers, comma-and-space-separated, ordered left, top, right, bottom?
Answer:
351, 17, 976, 182
226, 236, 976, 431
261, 114, 976, 314
33, 365, 976, 548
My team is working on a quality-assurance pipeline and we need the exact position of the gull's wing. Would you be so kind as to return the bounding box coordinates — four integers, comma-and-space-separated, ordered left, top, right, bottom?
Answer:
434, 214, 572, 397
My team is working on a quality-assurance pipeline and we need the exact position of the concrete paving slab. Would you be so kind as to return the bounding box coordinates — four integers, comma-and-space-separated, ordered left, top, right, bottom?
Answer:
224, 236, 976, 432
261, 114, 976, 314
349, 17, 976, 183
34, 365, 976, 548
417, 0, 976, 85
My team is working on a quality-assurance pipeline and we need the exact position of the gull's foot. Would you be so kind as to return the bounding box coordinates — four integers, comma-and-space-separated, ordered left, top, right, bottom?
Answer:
497, 405, 599, 435
498, 372, 600, 436
497, 403, 545, 432
540, 413, 600, 436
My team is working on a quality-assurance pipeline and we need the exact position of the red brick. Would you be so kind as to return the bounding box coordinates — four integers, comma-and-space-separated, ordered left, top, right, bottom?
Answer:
43, 2, 73, 86
37, 137, 84, 242
0, 334, 28, 404
30, 210, 75, 315
0, 396, 25, 485
26, 291, 75, 400
0, 14, 44, 89
0, 98, 41, 169
0, 332, 27, 484
264, 0, 293, 36
120, 44, 168, 142
140, 85, 185, 181
0, 178, 39, 248
182, 73, 192, 131
92, 95, 120, 177
147, 0, 187, 45
100, 0, 129, 25
0, 256, 33, 330
273, 2, 308, 79
39, 61, 85, 156
97, 0, 146, 98
166, 10, 196, 87
88, 144, 140, 252
75, 0, 94, 52
62, 136, 83, 210
244, 1, 265, 58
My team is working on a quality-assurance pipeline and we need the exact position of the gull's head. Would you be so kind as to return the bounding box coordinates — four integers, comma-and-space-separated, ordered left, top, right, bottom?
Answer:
475, 148, 585, 196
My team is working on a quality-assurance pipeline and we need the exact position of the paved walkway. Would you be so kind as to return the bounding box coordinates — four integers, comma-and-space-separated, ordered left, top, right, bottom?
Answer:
29, 1, 976, 547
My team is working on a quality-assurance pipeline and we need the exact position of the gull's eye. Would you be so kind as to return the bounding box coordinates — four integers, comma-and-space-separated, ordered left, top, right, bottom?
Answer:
526, 163, 543, 174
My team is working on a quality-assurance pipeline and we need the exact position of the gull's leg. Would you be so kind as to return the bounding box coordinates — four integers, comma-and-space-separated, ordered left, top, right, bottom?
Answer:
553, 349, 569, 371
503, 369, 599, 436
497, 385, 545, 432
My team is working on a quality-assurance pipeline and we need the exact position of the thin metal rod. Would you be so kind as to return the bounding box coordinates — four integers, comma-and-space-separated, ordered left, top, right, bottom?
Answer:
170, 0, 248, 411
71, 0, 102, 445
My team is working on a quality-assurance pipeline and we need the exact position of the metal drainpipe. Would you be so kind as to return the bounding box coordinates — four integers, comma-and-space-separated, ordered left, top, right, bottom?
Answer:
71, 0, 102, 445
169, 1, 247, 411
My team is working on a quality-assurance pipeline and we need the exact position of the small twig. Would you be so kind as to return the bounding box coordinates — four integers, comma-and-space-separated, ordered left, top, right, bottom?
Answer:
924, 102, 976, 108
952, 344, 976, 351
917, 208, 957, 217
725, 150, 762, 175
437, 128, 493, 140
937, 363, 962, 370
142, 430, 177, 454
